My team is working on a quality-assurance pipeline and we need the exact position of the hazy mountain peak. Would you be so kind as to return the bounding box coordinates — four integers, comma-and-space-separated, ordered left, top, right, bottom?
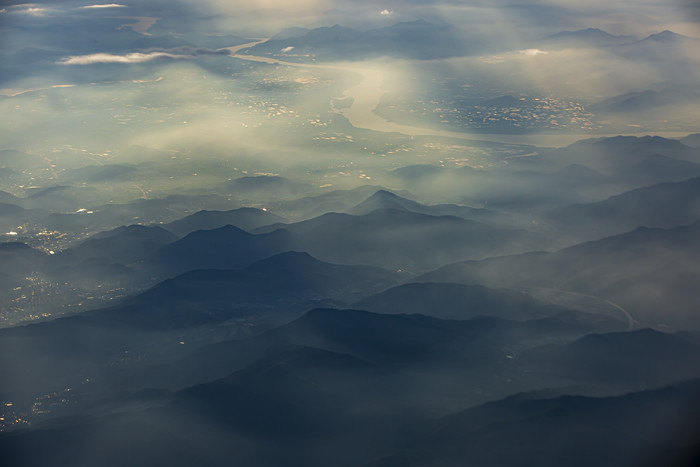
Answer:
189, 223, 250, 236
270, 26, 309, 40
644, 30, 686, 42
549, 27, 614, 38
163, 207, 285, 236
245, 250, 318, 269
347, 189, 416, 215
362, 189, 408, 204
544, 28, 635, 46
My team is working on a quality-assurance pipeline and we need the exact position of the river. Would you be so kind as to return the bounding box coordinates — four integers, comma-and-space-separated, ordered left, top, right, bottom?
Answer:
225, 41, 691, 148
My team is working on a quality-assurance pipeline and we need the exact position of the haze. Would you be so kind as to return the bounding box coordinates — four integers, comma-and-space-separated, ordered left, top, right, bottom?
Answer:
1, 1, 700, 466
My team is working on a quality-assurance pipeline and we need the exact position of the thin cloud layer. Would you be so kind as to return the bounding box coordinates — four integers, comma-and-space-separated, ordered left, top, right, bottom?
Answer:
57, 47, 231, 65
520, 48, 549, 56
80, 4, 128, 8
58, 52, 190, 65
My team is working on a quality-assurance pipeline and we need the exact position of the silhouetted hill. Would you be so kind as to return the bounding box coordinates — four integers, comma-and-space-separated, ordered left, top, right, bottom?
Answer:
420, 222, 700, 329
174, 359, 347, 435
0, 254, 400, 407
347, 190, 425, 215
180, 307, 624, 393
254, 209, 544, 271
591, 88, 700, 114
372, 380, 700, 467
5, 310, 698, 467
269, 185, 389, 220
0, 190, 21, 205
0, 202, 32, 218
0, 242, 48, 274
681, 133, 700, 148
626, 154, 700, 185
43, 193, 237, 234
152, 224, 293, 276
23, 185, 99, 211
57, 224, 177, 266
537, 136, 699, 174
636, 30, 694, 45
163, 207, 285, 236
544, 28, 635, 47
244, 20, 470, 61
0, 203, 48, 232
43, 225, 177, 288
99, 252, 400, 329
355, 282, 580, 322
614, 30, 700, 62
521, 328, 700, 388
348, 190, 493, 219
386, 140, 700, 214
549, 176, 700, 238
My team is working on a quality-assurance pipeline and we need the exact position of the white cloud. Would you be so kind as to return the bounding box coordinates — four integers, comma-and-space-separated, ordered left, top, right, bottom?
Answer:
380, 9, 393, 16
479, 56, 505, 64
520, 48, 549, 57
281, 46, 295, 53
10, 4, 45, 15
58, 52, 189, 65
80, 4, 127, 9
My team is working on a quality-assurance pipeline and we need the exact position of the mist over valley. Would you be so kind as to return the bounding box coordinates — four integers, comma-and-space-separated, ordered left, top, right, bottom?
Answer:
1, 1, 700, 465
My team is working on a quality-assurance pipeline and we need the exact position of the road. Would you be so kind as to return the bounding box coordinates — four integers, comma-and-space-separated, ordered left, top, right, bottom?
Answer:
551, 289, 639, 331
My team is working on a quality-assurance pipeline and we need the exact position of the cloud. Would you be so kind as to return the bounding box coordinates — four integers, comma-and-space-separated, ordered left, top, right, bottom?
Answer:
10, 5, 46, 15
162, 46, 231, 55
57, 47, 230, 65
380, 9, 393, 16
80, 4, 127, 9
520, 48, 549, 56
281, 46, 295, 53
479, 56, 505, 64
58, 52, 190, 65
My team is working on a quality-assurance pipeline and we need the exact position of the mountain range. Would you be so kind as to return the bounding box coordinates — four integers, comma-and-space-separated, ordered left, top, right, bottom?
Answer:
243, 20, 473, 61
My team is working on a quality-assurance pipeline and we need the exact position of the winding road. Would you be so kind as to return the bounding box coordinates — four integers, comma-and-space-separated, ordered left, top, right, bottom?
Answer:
548, 289, 639, 331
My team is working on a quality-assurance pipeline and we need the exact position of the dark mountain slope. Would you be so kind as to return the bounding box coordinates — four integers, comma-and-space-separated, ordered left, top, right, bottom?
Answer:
372, 379, 700, 467
151, 224, 293, 276
548, 176, 700, 239
520, 328, 700, 388
355, 282, 587, 322
254, 209, 544, 272
348, 189, 494, 220
244, 20, 470, 61
420, 222, 700, 329
56, 224, 178, 266
163, 207, 285, 236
